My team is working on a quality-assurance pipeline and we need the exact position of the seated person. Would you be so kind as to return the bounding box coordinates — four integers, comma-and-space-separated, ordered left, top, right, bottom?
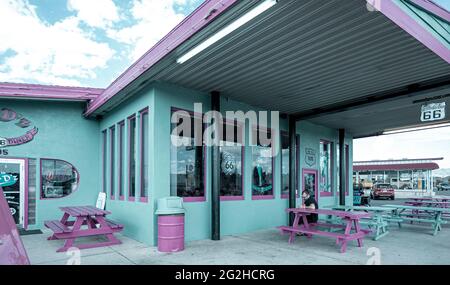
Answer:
300, 190, 319, 224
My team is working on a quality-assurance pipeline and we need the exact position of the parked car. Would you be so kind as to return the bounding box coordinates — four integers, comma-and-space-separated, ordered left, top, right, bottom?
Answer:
371, 183, 395, 200
438, 183, 450, 191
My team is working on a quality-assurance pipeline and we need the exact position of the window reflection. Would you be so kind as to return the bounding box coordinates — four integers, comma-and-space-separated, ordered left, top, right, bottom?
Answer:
41, 159, 79, 199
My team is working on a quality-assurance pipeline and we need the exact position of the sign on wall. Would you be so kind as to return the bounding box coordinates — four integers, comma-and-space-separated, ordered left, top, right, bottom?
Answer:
0, 173, 18, 187
421, 102, 446, 122
305, 148, 317, 167
0, 108, 38, 154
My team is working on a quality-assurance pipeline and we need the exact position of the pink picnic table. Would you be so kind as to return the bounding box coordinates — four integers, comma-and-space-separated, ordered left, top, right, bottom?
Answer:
405, 200, 450, 218
45, 206, 124, 252
279, 208, 371, 253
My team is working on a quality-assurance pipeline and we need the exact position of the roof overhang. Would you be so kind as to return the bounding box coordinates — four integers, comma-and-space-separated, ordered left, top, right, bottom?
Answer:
84, 0, 450, 136
0, 82, 104, 102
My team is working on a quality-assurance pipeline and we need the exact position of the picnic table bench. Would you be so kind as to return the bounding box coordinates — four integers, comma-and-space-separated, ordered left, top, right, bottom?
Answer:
45, 206, 124, 252
329, 205, 396, 241
278, 208, 371, 253
382, 204, 450, 236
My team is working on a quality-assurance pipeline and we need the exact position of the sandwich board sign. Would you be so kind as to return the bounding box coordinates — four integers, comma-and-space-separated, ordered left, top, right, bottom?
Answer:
96, 192, 107, 210
421, 102, 446, 122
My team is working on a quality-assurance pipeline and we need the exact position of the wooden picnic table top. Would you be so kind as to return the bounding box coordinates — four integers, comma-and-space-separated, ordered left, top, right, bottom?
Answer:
59, 206, 111, 217
382, 204, 450, 212
286, 208, 371, 219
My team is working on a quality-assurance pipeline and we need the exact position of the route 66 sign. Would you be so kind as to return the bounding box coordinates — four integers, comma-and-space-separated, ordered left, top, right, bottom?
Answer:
421, 102, 446, 122
221, 152, 236, 175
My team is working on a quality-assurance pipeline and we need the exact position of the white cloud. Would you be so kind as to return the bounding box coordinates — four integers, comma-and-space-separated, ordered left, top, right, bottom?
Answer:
0, 0, 115, 86
67, 0, 120, 29
107, 0, 189, 60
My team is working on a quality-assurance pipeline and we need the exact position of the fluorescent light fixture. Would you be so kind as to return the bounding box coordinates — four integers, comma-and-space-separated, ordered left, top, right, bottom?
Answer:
383, 123, 450, 135
177, 0, 278, 64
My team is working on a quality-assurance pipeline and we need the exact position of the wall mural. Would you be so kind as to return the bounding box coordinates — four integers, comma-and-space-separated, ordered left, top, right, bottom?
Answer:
0, 108, 39, 154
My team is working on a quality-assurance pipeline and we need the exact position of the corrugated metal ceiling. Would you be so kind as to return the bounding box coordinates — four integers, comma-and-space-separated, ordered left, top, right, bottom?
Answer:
155, 0, 450, 115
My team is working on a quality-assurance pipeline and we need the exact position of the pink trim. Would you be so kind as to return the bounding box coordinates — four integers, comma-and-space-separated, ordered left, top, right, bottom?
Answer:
252, 195, 275, 200
0, 82, 103, 101
118, 121, 125, 199
109, 126, 115, 200
139, 107, 149, 202
319, 140, 334, 197
127, 114, 136, 201
39, 158, 80, 200
302, 168, 319, 204
85, 0, 239, 116
408, 0, 450, 22
119, 196, 124, 201
221, 196, 245, 201
140, 197, 148, 203
184, 196, 206, 202
367, 0, 450, 63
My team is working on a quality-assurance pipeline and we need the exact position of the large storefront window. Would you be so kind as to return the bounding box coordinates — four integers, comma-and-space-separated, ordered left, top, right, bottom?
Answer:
319, 140, 333, 196
110, 126, 115, 199
336, 144, 350, 195
413, 170, 427, 190
252, 128, 273, 199
102, 130, 107, 193
128, 115, 136, 201
118, 121, 125, 199
385, 171, 398, 189
303, 169, 318, 203
41, 159, 79, 199
170, 109, 205, 202
140, 108, 149, 202
220, 122, 243, 200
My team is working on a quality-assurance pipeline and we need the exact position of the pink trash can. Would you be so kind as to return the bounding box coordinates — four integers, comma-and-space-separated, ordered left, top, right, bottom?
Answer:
157, 215, 185, 253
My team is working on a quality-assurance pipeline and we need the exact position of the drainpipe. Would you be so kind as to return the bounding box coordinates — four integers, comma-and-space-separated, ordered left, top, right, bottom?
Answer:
288, 116, 297, 225
211, 91, 221, 241
339, 129, 346, 206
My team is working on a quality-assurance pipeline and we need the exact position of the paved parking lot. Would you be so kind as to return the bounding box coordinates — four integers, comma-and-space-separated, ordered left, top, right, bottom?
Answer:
22, 221, 450, 265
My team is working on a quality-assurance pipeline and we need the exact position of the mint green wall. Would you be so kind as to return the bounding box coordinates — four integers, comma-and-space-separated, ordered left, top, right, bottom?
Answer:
0, 99, 100, 229
99, 85, 155, 245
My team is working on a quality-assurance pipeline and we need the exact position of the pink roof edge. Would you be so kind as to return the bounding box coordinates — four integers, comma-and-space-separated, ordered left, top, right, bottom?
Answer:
0, 82, 104, 101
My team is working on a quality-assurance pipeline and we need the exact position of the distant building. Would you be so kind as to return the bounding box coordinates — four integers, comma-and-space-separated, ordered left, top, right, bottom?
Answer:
353, 158, 442, 198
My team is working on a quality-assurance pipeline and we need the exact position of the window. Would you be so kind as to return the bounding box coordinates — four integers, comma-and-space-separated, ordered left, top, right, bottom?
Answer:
128, 115, 136, 201
170, 109, 205, 202
118, 121, 125, 199
140, 108, 149, 202
220, 121, 244, 200
399, 171, 413, 190
303, 169, 318, 204
251, 127, 274, 199
41, 159, 79, 199
281, 133, 300, 199
319, 140, 333, 196
345, 145, 349, 195
110, 126, 115, 199
102, 130, 107, 193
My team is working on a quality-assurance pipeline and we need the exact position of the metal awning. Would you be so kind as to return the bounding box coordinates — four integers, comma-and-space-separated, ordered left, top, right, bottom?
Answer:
88, 0, 450, 138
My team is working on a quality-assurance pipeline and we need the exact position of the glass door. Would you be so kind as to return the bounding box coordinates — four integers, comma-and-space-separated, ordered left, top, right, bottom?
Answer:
0, 158, 26, 227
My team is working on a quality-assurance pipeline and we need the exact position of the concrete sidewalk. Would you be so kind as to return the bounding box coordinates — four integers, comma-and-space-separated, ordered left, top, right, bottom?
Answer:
22, 222, 450, 265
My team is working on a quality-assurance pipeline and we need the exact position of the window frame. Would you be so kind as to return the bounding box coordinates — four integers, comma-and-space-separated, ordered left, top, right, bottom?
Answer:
102, 130, 107, 194
251, 126, 275, 201
170, 107, 207, 203
109, 125, 116, 200
39, 158, 80, 200
139, 107, 149, 203
319, 139, 334, 197
127, 114, 137, 202
118, 121, 125, 200
220, 120, 245, 202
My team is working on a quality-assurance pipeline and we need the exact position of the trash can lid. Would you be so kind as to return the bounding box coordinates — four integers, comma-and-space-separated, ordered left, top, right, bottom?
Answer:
155, 197, 185, 215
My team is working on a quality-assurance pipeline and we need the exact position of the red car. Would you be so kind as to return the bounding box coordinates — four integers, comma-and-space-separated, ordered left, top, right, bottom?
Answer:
371, 183, 395, 200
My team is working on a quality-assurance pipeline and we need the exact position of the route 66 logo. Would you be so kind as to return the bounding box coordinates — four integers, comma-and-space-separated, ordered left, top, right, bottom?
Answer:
221, 152, 236, 175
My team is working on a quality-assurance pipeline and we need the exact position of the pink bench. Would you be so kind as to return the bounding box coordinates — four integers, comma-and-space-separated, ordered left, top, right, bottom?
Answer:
279, 208, 371, 253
